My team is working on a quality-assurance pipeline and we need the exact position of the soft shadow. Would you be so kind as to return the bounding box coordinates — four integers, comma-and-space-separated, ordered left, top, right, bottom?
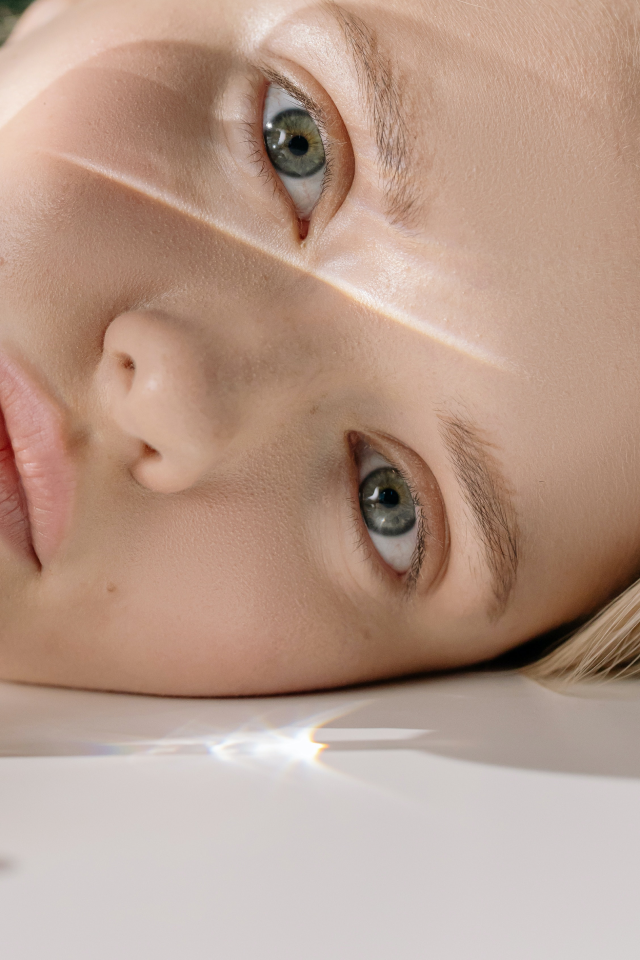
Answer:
2, 669, 640, 778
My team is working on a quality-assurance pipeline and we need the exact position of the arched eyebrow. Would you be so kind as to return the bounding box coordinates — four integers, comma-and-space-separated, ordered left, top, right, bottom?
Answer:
322, 2, 421, 226
438, 413, 519, 613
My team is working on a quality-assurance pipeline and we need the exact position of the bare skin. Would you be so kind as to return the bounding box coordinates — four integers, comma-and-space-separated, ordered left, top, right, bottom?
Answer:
0, 0, 638, 695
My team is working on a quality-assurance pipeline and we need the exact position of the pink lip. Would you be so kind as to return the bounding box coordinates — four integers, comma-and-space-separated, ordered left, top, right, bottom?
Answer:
0, 352, 76, 566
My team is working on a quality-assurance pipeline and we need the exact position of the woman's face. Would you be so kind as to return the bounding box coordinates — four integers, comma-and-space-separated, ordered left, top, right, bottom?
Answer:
0, 0, 638, 695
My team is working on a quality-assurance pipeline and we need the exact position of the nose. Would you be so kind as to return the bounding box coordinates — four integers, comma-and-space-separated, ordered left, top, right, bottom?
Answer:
96, 311, 225, 494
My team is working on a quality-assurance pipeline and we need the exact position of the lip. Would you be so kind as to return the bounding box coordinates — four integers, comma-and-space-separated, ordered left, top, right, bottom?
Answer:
0, 351, 76, 567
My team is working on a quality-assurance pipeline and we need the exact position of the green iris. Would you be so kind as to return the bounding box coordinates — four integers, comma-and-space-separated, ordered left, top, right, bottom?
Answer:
264, 109, 326, 179
359, 467, 417, 537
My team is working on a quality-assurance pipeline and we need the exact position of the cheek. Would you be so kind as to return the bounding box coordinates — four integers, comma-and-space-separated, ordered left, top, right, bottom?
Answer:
44, 490, 328, 694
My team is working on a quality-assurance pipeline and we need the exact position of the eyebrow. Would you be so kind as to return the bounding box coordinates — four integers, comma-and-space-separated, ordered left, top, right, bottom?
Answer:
323, 2, 422, 226
438, 413, 519, 613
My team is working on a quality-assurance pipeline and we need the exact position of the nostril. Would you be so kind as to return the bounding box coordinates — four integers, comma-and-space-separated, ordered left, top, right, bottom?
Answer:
117, 354, 135, 373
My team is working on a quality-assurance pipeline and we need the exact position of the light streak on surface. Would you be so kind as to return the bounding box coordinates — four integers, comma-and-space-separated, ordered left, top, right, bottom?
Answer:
91, 720, 433, 767
208, 725, 326, 764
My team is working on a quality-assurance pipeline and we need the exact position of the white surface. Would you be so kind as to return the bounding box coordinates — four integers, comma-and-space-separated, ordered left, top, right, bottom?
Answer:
1, 671, 640, 959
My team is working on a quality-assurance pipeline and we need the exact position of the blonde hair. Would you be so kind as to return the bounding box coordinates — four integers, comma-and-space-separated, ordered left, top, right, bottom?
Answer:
525, 578, 640, 684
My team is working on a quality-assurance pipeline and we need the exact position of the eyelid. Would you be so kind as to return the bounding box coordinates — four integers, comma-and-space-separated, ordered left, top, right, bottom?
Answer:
240, 60, 354, 236
262, 80, 331, 226
260, 73, 332, 233
348, 431, 450, 596
350, 434, 427, 591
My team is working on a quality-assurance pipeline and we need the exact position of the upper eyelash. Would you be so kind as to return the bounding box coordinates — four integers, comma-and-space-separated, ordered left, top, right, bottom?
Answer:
404, 507, 426, 593
397, 469, 427, 594
261, 67, 329, 129
242, 71, 334, 210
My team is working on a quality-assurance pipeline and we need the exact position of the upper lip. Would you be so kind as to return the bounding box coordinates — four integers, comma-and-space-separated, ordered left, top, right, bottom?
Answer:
0, 351, 76, 566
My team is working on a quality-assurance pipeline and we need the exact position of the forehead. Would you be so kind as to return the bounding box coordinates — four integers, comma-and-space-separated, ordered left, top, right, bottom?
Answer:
3, 0, 635, 94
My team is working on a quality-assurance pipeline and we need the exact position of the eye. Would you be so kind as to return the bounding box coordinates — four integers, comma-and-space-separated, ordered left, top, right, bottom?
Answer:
358, 445, 420, 574
263, 84, 327, 220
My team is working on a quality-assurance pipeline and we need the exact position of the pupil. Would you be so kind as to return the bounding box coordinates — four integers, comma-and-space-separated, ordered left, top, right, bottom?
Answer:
378, 488, 400, 506
288, 135, 309, 157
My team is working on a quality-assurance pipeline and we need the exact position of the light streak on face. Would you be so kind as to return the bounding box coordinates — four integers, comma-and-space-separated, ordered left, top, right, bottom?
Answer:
45, 149, 511, 371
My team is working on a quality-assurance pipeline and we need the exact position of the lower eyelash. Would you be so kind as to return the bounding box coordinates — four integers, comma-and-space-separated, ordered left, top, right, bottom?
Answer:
242, 120, 280, 193
240, 85, 277, 190
347, 492, 375, 564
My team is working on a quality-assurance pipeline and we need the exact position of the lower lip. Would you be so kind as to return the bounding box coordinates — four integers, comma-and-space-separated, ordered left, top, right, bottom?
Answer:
0, 408, 35, 563
0, 353, 76, 566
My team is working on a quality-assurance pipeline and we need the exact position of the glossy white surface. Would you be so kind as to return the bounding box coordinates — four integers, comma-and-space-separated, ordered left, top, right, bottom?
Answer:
1, 671, 640, 958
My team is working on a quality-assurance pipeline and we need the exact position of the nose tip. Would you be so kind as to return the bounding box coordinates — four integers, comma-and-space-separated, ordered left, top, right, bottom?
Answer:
97, 311, 221, 494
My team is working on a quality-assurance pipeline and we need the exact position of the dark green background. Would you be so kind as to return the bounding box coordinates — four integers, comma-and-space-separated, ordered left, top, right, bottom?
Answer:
3, 1, 32, 13
0, 0, 32, 44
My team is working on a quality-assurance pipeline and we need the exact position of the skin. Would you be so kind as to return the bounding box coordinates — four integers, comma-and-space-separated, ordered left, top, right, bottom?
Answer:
0, 0, 639, 695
